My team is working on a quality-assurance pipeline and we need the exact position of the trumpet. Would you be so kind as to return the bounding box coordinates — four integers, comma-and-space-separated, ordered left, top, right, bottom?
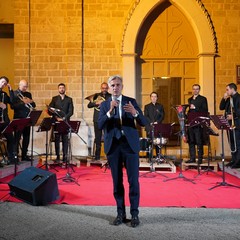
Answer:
227, 96, 237, 153
17, 91, 34, 110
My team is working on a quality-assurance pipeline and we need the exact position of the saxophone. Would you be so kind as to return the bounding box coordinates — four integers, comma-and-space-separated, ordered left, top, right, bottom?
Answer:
172, 104, 189, 143
0, 93, 4, 123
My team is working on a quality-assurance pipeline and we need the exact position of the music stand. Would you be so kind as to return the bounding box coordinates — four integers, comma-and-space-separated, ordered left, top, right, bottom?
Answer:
140, 124, 168, 178
209, 115, 240, 190
37, 117, 57, 171
28, 110, 42, 166
56, 120, 81, 186
2, 118, 31, 176
197, 120, 219, 177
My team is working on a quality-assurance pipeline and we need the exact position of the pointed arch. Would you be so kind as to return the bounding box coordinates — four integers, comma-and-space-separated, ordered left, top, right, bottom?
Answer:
121, 0, 218, 114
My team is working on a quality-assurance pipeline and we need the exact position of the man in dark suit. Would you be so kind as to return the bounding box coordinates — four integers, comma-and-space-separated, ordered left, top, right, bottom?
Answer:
219, 83, 240, 168
0, 76, 15, 166
49, 83, 74, 162
144, 92, 165, 156
186, 84, 208, 164
98, 75, 147, 228
87, 82, 111, 160
12, 79, 36, 161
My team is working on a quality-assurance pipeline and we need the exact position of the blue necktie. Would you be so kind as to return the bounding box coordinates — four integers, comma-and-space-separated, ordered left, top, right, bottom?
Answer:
114, 102, 122, 139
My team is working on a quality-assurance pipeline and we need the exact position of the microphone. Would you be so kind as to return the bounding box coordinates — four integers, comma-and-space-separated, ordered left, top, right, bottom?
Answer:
112, 96, 119, 115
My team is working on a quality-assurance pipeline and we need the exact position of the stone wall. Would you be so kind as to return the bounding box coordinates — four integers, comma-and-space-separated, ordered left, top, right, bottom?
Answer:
6, 0, 240, 156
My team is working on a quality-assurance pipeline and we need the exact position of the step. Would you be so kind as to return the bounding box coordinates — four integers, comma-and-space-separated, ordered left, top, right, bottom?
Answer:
182, 160, 218, 172
139, 160, 176, 173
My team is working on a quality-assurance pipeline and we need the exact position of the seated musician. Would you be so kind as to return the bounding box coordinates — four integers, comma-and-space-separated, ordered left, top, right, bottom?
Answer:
144, 92, 165, 157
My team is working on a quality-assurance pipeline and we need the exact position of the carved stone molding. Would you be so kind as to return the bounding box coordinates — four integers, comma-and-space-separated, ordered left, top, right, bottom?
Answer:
121, 0, 218, 54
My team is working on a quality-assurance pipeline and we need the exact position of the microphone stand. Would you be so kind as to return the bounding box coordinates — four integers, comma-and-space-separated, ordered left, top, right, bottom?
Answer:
51, 109, 86, 186
164, 106, 195, 184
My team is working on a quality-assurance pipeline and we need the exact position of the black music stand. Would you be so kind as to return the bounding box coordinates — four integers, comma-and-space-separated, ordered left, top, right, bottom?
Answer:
2, 118, 31, 176
209, 115, 240, 190
37, 117, 57, 171
56, 120, 81, 186
197, 120, 219, 177
140, 124, 168, 178
28, 110, 42, 166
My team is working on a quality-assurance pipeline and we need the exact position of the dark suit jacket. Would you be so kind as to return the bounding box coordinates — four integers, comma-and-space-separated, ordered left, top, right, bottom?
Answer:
98, 95, 147, 154
144, 102, 164, 124
49, 95, 74, 120
188, 95, 208, 113
220, 93, 240, 128
0, 90, 12, 125
144, 102, 164, 134
87, 92, 111, 122
12, 89, 36, 119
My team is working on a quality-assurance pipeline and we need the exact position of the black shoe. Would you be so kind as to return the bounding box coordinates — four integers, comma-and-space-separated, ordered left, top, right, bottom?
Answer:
131, 216, 140, 228
198, 160, 202, 164
22, 156, 31, 161
226, 161, 234, 167
0, 162, 4, 168
186, 159, 196, 163
231, 164, 240, 169
55, 158, 61, 163
112, 214, 127, 226
94, 156, 100, 161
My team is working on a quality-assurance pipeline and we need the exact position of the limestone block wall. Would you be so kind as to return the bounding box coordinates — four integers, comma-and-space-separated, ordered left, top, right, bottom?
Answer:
202, 0, 240, 108
7, 0, 240, 156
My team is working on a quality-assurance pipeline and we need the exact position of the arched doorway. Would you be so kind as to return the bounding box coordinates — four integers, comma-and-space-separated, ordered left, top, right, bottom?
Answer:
121, 0, 217, 114
121, 0, 218, 151
137, 3, 199, 125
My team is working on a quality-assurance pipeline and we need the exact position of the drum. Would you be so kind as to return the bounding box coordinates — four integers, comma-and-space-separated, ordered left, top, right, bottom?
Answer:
153, 137, 168, 146
139, 138, 150, 152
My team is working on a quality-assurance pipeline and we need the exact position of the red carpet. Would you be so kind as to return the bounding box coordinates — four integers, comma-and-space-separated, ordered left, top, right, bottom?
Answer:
1, 165, 240, 208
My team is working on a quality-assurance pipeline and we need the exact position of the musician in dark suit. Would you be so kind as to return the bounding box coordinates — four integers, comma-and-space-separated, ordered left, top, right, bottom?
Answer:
186, 84, 208, 164
87, 82, 111, 160
144, 92, 165, 156
220, 83, 240, 168
0, 76, 15, 166
98, 75, 147, 228
49, 83, 74, 162
12, 79, 36, 161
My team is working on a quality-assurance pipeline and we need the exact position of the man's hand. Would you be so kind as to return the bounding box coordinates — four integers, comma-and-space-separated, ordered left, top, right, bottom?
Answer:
109, 99, 119, 114
123, 101, 137, 115
0, 102, 6, 110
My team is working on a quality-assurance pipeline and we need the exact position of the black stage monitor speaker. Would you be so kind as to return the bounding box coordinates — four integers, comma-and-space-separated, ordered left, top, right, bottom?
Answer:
8, 167, 59, 206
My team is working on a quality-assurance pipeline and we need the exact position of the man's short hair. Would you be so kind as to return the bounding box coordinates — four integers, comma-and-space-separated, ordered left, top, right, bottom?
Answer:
150, 91, 158, 97
192, 84, 201, 90
227, 83, 237, 91
0, 76, 9, 83
58, 83, 65, 88
107, 75, 122, 85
